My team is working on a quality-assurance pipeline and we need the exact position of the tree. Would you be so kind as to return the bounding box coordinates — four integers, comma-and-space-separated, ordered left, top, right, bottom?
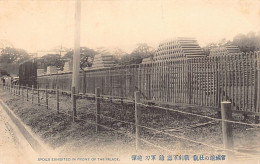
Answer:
0, 47, 31, 75
0, 47, 30, 64
37, 54, 64, 70
120, 43, 154, 65
231, 32, 260, 52
0, 69, 10, 76
62, 47, 98, 70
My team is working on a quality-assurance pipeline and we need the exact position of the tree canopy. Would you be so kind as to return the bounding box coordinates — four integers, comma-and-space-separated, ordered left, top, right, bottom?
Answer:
119, 43, 154, 65
63, 47, 98, 70
0, 47, 31, 75
231, 32, 260, 53
37, 54, 64, 70
203, 32, 260, 54
0, 47, 30, 64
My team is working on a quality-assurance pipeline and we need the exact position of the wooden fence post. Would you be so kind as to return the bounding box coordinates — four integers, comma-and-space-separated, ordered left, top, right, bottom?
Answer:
46, 85, 48, 109
37, 85, 40, 106
95, 87, 101, 132
72, 86, 77, 122
256, 54, 260, 123
221, 101, 234, 159
83, 71, 86, 95
18, 84, 20, 95
26, 84, 29, 101
13, 84, 16, 96
21, 85, 24, 100
56, 85, 59, 114
135, 91, 141, 150
32, 85, 34, 104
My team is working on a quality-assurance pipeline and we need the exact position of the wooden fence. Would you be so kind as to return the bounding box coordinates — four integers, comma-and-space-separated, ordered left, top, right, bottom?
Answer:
37, 51, 260, 114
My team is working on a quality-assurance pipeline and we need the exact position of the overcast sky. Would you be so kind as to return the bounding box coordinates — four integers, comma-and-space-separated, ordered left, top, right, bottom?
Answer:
0, 0, 259, 53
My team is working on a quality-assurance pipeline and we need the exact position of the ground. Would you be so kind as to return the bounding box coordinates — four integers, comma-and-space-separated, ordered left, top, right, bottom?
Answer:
0, 87, 260, 164
0, 103, 37, 164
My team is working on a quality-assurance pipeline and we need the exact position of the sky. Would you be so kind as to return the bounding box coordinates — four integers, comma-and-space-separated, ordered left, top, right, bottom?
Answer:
0, 0, 259, 54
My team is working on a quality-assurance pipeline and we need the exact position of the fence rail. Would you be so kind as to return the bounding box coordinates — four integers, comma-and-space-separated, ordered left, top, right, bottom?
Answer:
37, 52, 260, 114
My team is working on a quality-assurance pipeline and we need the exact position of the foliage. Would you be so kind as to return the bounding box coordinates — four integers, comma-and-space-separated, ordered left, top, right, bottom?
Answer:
37, 54, 64, 70
0, 69, 10, 76
0, 47, 30, 64
0, 47, 31, 75
204, 32, 260, 54
231, 32, 260, 53
62, 47, 98, 70
119, 43, 154, 65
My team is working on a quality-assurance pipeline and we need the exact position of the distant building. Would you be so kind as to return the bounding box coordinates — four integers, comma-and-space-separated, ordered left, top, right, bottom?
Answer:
209, 45, 241, 56
46, 66, 57, 74
91, 54, 115, 69
154, 37, 205, 62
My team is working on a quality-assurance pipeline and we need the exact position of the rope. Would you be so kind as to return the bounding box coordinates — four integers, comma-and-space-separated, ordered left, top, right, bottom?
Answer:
136, 102, 260, 127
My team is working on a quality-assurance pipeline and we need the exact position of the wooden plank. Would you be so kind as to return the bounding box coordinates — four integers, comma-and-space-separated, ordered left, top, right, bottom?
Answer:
178, 60, 180, 103
200, 58, 203, 106
239, 53, 243, 111
257, 52, 260, 113
206, 57, 209, 106
170, 61, 173, 103
243, 54, 246, 111
196, 58, 199, 105
245, 53, 249, 112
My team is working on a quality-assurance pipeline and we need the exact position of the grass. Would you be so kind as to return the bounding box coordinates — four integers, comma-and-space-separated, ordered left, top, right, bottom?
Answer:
0, 87, 259, 162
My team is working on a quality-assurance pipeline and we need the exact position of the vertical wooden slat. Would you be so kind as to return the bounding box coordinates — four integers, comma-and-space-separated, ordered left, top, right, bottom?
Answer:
245, 53, 249, 112
135, 91, 141, 150
37, 85, 40, 106
177, 60, 180, 103
242, 53, 246, 111
206, 57, 209, 106
72, 86, 77, 122
95, 87, 101, 132
170, 61, 173, 103
238, 53, 242, 111
234, 54, 238, 111
200, 58, 203, 106
174, 61, 176, 103
195, 58, 198, 105
45, 85, 48, 109
256, 52, 260, 112
254, 52, 258, 113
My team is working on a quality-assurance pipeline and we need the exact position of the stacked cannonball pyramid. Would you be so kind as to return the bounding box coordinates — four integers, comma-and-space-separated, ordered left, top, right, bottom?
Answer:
154, 37, 205, 62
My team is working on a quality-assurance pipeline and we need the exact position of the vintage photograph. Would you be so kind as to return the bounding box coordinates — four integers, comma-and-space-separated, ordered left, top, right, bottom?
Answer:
0, 0, 260, 163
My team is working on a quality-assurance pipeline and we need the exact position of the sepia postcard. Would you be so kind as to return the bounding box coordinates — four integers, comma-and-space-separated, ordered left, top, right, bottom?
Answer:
0, 0, 260, 164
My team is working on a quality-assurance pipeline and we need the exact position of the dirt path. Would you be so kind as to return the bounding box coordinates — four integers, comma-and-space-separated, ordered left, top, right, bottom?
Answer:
0, 105, 36, 164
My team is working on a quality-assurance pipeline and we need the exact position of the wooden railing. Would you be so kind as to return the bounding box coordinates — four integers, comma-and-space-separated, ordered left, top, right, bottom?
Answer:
37, 51, 260, 114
